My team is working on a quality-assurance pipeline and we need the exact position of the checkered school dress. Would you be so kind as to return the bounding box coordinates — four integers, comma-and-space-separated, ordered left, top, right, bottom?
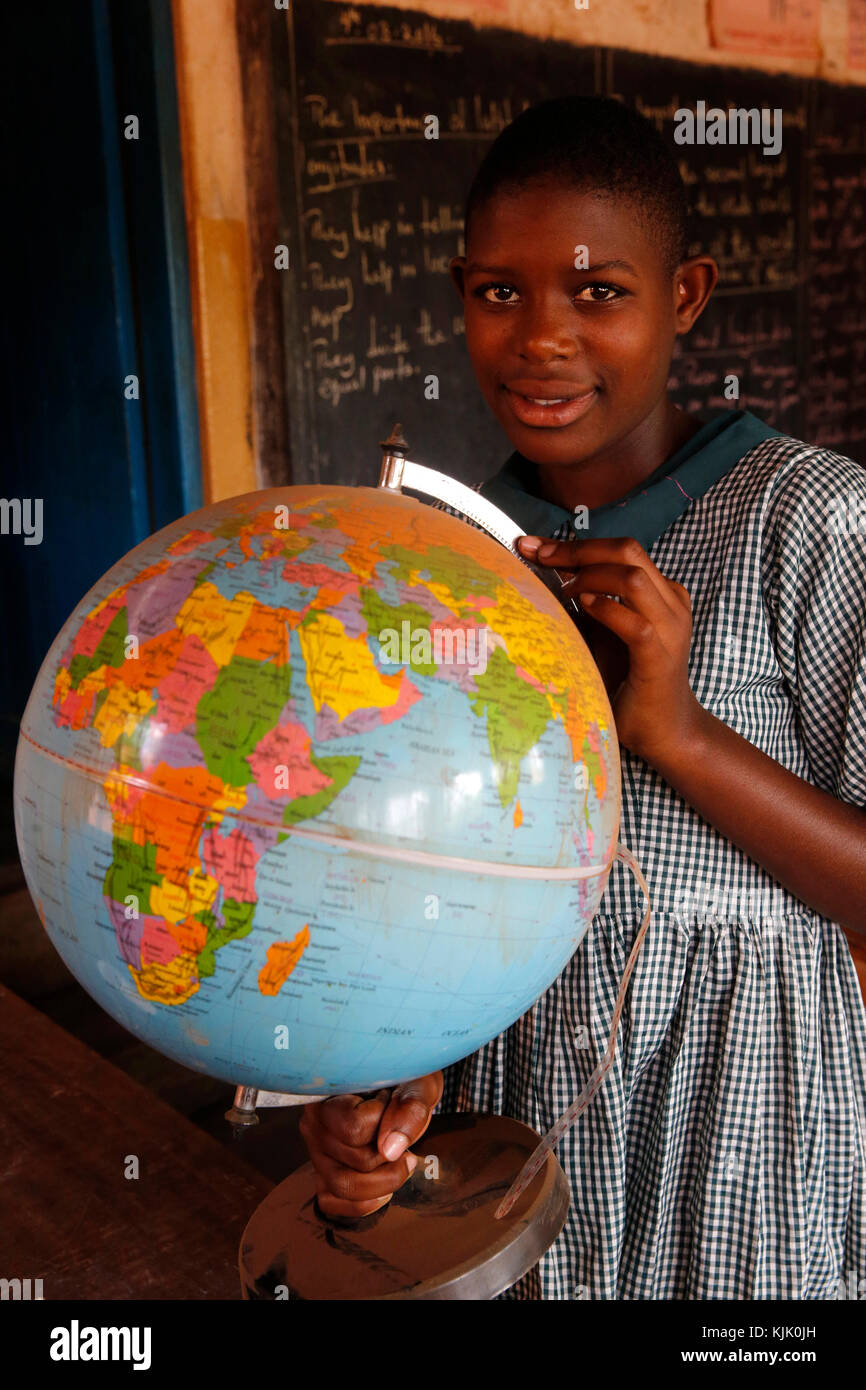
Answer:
433, 431, 866, 1300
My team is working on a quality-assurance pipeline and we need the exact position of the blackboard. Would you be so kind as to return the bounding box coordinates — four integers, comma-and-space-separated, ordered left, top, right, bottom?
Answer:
804, 82, 866, 453
607, 51, 809, 439
263, 1, 866, 487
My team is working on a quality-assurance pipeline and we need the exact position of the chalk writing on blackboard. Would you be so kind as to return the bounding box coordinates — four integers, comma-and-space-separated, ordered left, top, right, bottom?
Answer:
331, 8, 462, 52
285, 6, 571, 481
805, 96, 866, 449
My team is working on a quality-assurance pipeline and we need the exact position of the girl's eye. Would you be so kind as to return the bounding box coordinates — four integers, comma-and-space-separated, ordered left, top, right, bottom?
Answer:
476, 283, 519, 305
576, 282, 625, 303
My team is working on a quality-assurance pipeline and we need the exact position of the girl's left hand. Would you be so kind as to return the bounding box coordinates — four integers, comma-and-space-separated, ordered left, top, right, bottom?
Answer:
517, 534, 704, 767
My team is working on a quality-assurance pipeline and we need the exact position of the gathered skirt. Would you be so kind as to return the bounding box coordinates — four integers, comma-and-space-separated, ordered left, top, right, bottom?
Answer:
438, 908, 866, 1299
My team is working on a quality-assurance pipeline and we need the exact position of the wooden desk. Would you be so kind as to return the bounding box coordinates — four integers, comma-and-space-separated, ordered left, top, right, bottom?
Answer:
0, 984, 274, 1299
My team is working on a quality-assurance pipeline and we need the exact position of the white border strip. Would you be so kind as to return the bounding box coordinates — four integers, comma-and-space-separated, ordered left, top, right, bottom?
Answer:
283, 819, 612, 881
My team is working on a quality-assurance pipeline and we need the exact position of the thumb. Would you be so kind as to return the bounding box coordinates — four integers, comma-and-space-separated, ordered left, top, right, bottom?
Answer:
377, 1074, 441, 1162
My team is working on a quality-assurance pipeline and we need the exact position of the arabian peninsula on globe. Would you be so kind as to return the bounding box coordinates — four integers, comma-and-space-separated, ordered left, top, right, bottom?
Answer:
14, 486, 620, 1093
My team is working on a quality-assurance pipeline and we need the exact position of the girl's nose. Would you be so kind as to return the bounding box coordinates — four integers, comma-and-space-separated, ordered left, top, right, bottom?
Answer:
516, 305, 578, 363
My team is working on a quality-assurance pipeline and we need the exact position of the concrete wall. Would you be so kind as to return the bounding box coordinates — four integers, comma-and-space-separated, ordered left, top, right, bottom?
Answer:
355, 0, 864, 84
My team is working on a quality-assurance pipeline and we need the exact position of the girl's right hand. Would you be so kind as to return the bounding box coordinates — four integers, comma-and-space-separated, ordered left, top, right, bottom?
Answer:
298, 1071, 444, 1221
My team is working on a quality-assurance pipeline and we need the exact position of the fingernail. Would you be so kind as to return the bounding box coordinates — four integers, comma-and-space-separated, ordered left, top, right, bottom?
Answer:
579, 592, 596, 606
383, 1131, 409, 1161
537, 543, 556, 559
518, 535, 541, 555
406, 1153, 419, 1173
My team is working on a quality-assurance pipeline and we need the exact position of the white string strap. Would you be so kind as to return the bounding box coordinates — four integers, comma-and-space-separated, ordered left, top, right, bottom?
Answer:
493, 842, 652, 1220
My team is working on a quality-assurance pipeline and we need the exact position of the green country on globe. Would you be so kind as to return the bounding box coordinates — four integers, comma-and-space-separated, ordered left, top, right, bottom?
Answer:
14, 486, 620, 1093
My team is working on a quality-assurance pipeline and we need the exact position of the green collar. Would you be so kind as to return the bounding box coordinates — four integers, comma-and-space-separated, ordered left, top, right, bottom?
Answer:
479, 410, 781, 550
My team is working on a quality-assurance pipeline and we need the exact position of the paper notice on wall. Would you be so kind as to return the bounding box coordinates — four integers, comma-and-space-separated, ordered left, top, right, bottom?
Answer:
709, 0, 821, 59
425, 0, 509, 11
850, 0, 866, 68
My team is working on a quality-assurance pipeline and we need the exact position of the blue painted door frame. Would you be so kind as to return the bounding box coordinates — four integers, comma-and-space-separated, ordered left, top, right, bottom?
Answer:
1, 0, 203, 859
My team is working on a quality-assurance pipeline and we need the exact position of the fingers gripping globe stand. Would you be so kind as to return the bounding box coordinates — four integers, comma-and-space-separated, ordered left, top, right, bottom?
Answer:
234, 426, 652, 1299
13, 423, 651, 1300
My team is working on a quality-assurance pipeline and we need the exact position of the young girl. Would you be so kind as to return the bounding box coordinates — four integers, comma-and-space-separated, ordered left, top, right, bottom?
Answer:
299, 96, 866, 1300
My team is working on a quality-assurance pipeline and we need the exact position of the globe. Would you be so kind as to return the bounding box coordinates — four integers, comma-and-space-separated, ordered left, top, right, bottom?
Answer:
14, 485, 620, 1095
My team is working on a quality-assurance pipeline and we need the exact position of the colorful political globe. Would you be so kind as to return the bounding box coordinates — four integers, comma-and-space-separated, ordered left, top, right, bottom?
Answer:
14, 486, 620, 1094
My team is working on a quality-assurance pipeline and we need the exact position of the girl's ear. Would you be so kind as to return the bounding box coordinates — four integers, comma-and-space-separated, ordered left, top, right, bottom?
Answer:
449, 256, 468, 299
673, 256, 718, 334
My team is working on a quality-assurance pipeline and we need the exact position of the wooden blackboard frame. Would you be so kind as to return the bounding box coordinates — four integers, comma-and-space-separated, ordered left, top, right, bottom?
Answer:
235, 0, 292, 485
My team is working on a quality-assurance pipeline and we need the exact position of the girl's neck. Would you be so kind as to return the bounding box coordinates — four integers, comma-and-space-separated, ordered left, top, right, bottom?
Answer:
528, 401, 705, 513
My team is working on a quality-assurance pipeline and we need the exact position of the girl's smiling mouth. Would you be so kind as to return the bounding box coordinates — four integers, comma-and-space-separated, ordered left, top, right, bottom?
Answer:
502, 382, 598, 428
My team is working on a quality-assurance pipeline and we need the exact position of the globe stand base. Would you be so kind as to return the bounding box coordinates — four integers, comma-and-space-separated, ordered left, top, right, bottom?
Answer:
238, 1113, 569, 1300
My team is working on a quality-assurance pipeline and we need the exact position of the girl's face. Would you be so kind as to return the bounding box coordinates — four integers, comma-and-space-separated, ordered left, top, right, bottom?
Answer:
450, 178, 715, 472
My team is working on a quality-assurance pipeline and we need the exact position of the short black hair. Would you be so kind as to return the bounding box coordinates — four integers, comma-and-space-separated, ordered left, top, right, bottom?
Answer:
464, 95, 690, 276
